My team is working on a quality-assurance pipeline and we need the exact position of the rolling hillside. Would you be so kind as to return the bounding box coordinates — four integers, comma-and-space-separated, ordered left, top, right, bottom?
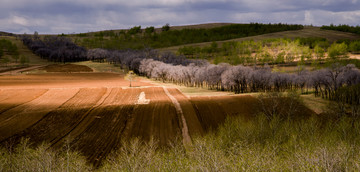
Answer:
0, 36, 48, 65
159, 26, 360, 53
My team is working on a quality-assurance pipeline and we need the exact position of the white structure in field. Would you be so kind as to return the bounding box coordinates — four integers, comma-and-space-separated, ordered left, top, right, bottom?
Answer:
136, 92, 150, 104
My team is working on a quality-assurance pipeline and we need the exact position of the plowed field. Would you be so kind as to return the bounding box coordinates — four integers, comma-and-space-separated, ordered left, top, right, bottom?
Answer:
0, 72, 315, 167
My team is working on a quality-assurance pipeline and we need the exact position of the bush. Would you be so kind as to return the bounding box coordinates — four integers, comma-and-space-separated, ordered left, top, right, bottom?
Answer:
256, 91, 306, 120
161, 23, 170, 32
145, 26, 155, 34
349, 41, 360, 53
328, 42, 348, 60
0, 139, 92, 171
128, 26, 142, 35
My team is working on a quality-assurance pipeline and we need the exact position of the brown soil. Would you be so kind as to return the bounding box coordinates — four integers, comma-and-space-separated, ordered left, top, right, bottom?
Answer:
70, 88, 140, 166
125, 87, 180, 146
167, 88, 204, 138
190, 95, 259, 132
0, 73, 152, 89
0, 72, 315, 167
0, 88, 79, 141
0, 89, 47, 114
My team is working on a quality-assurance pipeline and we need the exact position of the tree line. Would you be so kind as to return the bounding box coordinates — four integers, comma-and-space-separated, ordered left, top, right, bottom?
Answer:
99, 49, 360, 103
21, 34, 87, 63
73, 23, 304, 50
321, 24, 360, 35
22, 33, 359, 102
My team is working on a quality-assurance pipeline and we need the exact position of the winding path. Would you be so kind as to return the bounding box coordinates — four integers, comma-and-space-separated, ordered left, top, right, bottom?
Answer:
162, 86, 192, 146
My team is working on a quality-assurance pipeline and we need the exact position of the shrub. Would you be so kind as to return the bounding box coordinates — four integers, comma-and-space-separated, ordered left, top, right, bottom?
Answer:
0, 139, 91, 171
349, 41, 360, 53
328, 42, 348, 60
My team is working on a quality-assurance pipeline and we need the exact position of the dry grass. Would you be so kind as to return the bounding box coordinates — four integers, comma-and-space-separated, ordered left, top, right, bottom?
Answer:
301, 94, 330, 114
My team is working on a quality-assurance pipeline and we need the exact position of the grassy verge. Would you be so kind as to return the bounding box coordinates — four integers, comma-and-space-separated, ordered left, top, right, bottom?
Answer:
301, 94, 330, 114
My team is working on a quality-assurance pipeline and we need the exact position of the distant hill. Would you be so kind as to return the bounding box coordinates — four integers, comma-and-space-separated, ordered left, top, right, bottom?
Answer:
0, 31, 14, 36
159, 26, 360, 53
82, 23, 235, 35
69, 23, 304, 50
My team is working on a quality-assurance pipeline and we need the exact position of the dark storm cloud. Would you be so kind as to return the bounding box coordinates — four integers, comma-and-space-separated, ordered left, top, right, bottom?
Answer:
0, 0, 359, 34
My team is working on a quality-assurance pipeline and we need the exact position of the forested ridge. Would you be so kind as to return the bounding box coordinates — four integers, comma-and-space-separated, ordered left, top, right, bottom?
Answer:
321, 24, 360, 35
72, 23, 303, 50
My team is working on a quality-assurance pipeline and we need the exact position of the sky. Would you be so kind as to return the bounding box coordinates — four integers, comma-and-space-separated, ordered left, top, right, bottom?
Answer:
0, 0, 359, 34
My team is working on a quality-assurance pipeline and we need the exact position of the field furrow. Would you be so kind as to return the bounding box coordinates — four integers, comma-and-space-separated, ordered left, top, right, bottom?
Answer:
167, 88, 204, 138
190, 96, 227, 132
189, 95, 259, 132
8, 88, 107, 146
0, 89, 48, 114
71, 88, 140, 167
127, 87, 180, 146
0, 88, 79, 141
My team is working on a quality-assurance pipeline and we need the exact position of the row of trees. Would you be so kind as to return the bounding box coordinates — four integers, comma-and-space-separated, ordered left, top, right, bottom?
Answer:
321, 24, 360, 35
21, 34, 87, 63
99, 49, 360, 102
139, 57, 360, 108
18, 33, 360, 105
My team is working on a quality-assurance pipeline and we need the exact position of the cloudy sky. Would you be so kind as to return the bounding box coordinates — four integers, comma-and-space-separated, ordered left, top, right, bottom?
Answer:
1, 0, 359, 34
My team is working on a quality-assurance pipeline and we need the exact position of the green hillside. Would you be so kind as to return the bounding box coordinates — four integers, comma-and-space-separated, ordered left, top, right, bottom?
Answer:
0, 36, 48, 65
67, 23, 304, 50
159, 26, 360, 53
